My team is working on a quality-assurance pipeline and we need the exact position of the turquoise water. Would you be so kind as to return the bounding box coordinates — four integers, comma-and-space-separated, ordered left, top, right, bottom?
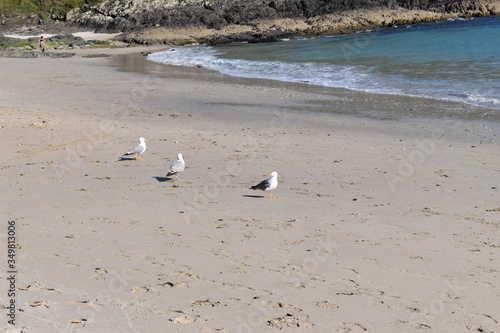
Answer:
148, 17, 500, 110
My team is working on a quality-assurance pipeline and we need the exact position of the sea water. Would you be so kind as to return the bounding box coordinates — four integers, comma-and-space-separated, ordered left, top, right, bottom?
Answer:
147, 16, 500, 111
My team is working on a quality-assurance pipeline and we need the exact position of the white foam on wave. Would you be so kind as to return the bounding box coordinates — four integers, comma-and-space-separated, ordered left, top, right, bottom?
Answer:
467, 95, 500, 106
147, 46, 370, 89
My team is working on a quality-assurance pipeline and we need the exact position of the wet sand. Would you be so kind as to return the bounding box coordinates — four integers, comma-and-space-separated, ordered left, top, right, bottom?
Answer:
1, 47, 499, 333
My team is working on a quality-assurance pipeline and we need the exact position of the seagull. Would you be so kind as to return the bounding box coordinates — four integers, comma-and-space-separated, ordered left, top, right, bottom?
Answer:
122, 137, 147, 161
250, 171, 278, 199
166, 153, 185, 180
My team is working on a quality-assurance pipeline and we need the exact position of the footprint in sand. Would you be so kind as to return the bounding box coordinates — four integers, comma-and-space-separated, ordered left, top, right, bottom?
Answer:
171, 314, 199, 324
29, 285, 57, 292
131, 286, 149, 294
394, 306, 420, 313
26, 301, 48, 308
471, 312, 498, 325
65, 263, 80, 268
52, 253, 69, 259
466, 325, 495, 333
151, 281, 188, 290
147, 261, 164, 267
191, 299, 221, 307
264, 301, 297, 310
316, 300, 339, 309
334, 322, 367, 332
68, 300, 103, 308
266, 314, 314, 329
411, 323, 431, 329
228, 266, 246, 274
90, 268, 108, 280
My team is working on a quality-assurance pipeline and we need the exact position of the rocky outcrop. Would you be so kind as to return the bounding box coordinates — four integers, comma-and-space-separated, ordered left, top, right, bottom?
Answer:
68, 0, 500, 32
3, 0, 499, 45
62, 0, 500, 44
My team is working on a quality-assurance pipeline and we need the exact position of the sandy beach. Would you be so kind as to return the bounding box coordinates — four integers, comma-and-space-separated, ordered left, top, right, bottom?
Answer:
1, 46, 499, 332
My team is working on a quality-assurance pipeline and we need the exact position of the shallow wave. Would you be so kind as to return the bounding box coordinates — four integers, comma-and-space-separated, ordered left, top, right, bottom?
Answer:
467, 95, 500, 106
147, 46, 370, 89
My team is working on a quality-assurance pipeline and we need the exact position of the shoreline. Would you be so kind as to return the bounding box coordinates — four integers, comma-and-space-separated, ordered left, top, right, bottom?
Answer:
1, 46, 499, 332
114, 48, 500, 123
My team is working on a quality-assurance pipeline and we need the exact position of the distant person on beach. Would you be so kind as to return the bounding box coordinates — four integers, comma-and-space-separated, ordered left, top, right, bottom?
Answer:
39, 36, 45, 52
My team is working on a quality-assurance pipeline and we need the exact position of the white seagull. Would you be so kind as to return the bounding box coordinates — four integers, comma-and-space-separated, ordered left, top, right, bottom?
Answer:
166, 153, 185, 180
250, 171, 278, 199
122, 137, 147, 161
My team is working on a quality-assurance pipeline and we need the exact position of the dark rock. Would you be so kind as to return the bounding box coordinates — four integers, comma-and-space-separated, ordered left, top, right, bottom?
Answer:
0, 50, 75, 58
66, 0, 500, 35
82, 53, 112, 58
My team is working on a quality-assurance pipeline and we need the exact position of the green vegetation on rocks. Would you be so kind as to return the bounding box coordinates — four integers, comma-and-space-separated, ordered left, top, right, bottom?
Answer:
0, 34, 111, 51
0, 37, 68, 50
0, 0, 102, 19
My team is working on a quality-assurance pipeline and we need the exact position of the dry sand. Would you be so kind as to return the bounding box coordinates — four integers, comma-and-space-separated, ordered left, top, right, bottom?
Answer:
1, 46, 499, 333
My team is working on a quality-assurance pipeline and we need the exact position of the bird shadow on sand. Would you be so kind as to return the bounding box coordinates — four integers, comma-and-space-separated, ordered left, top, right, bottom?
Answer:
153, 176, 172, 182
118, 157, 136, 161
242, 195, 266, 199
